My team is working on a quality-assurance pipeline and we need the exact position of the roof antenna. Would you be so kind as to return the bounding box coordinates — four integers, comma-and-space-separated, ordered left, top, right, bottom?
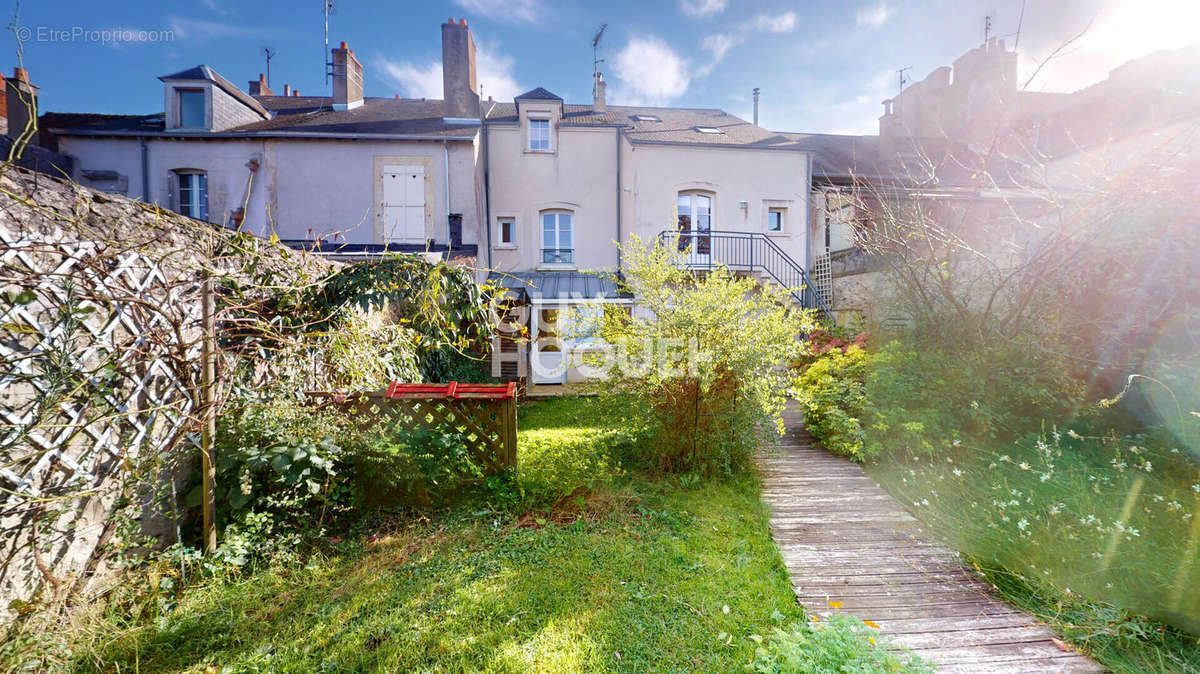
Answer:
897, 66, 911, 94
984, 13, 992, 43
323, 0, 335, 84
592, 23, 607, 95
263, 47, 275, 88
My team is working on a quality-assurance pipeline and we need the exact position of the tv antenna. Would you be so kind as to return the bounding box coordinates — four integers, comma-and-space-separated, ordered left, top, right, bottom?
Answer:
897, 66, 911, 94
323, 0, 335, 83
592, 23, 607, 91
263, 47, 275, 88
984, 14, 992, 43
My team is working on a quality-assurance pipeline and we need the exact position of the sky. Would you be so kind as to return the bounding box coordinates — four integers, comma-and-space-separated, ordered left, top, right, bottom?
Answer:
8, 0, 1200, 135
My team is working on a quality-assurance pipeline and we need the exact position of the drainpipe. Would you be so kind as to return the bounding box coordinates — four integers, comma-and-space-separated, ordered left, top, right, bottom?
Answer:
483, 111, 493, 268
805, 150, 813, 272
139, 136, 150, 203
443, 138, 451, 247
615, 127, 622, 270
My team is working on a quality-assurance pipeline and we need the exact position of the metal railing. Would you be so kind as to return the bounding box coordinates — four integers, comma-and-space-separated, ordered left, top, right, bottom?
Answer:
658, 229, 833, 320
541, 248, 574, 264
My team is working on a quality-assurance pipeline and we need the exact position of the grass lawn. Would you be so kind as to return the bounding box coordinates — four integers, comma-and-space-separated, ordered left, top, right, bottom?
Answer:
66, 397, 806, 672
866, 427, 1200, 674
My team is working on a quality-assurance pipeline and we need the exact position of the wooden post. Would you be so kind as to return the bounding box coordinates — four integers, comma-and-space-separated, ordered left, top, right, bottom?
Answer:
200, 275, 217, 553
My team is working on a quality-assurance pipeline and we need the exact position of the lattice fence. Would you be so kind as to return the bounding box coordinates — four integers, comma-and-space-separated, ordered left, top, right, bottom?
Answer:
0, 224, 204, 617
309, 383, 518, 473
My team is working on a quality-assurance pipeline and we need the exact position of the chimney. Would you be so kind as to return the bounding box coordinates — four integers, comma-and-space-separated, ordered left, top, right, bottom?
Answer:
248, 73, 274, 96
752, 87, 760, 126
6, 68, 38, 142
593, 72, 606, 112
331, 41, 364, 111
441, 18, 479, 119
283, 84, 292, 97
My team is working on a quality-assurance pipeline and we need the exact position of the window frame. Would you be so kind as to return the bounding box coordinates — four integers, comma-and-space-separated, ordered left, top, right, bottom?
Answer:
767, 207, 786, 233
539, 210, 574, 266
175, 170, 208, 221
693, 126, 724, 135
496, 216, 517, 249
176, 88, 206, 129
528, 117, 552, 152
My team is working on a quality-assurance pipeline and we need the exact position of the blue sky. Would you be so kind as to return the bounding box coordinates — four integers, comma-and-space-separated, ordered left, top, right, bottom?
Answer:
9, 0, 1199, 134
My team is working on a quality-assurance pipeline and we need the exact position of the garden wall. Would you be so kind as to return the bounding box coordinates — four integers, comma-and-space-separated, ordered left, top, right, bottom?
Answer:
0, 166, 331, 622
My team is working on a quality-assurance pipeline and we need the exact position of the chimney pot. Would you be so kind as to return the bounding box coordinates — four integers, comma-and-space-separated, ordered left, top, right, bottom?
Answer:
395, 94, 402, 99
283, 84, 291, 96
12, 67, 28, 83
458, 18, 466, 25
292, 90, 299, 96
340, 41, 348, 49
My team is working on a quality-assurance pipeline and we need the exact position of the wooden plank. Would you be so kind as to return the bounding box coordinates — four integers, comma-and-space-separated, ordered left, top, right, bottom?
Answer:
758, 404, 1101, 673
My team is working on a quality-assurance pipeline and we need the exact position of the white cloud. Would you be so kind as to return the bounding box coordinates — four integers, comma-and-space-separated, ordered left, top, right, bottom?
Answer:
855, 2, 891, 29
612, 36, 691, 104
167, 17, 273, 43
680, 0, 728, 19
452, 0, 544, 24
750, 12, 798, 33
378, 44, 522, 102
201, 0, 228, 15
701, 12, 799, 72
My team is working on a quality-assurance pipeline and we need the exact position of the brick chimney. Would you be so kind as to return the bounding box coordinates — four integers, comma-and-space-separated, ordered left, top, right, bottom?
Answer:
441, 18, 479, 119
331, 41, 364, 111
6, 68, 37, 141
593, 72, 606, 113
248, 73, 274, 96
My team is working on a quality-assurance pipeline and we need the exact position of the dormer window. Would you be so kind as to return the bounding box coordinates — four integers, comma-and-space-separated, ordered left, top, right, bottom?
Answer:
529, 118, 551, 152
632, 114, 662, 122
694, 126, 724, 134
177, 88, 206, 128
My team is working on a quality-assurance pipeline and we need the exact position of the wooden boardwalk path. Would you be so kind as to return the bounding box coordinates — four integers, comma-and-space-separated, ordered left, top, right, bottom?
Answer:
760, 406, 1104, 673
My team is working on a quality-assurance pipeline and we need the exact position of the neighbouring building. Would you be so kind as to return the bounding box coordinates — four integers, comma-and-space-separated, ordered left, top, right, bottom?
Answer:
42, 18, 833, 386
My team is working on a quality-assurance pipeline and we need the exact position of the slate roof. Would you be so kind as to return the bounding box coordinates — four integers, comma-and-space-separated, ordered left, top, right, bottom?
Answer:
515, 87, 562, 101
775, 133, 883, 179
488, 271, 630, 301
44, 97, 479, 139
159, 65, 270, 119
485, 101, 822, 149
227, 97, 476, 137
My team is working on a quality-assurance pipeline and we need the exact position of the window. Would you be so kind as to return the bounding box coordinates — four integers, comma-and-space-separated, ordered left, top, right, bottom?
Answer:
177, 88, 205, 128
176, 171, 207, 221
497, 217, 516, 247
529, 118, 551, 151
767, 207, 785, 232
694, 126, 724, 134
541, 211, 573, 264
632, 114, 661, 122
677, 191, 712, 254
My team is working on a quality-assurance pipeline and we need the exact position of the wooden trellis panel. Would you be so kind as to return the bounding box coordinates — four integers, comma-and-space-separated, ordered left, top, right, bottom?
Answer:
0, 227, 201, 505
309, 384, 517, 473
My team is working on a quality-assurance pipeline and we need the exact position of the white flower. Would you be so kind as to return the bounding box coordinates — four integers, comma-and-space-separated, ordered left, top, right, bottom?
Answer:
1019, 462, 1031, 470
1192, 484, 1199, 493
1017, 519, 1029, 531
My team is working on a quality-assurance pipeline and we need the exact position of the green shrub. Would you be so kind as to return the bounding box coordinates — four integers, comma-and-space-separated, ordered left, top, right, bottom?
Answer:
749, 615, 932, 673
793, 346, 872, 461
594, 235, 815, 475
193, 385, 348, 566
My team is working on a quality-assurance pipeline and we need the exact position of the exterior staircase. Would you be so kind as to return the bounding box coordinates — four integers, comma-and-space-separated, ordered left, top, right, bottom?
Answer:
658, 230, 834, 321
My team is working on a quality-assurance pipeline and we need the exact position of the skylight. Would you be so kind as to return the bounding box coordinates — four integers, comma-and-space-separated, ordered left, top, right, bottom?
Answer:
694, 126, 724, 134
632, 114, 662, 122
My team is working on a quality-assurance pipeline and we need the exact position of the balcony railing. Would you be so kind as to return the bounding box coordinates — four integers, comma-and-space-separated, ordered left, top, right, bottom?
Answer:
541, 248, 574, 264
658, 229, 833, 320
